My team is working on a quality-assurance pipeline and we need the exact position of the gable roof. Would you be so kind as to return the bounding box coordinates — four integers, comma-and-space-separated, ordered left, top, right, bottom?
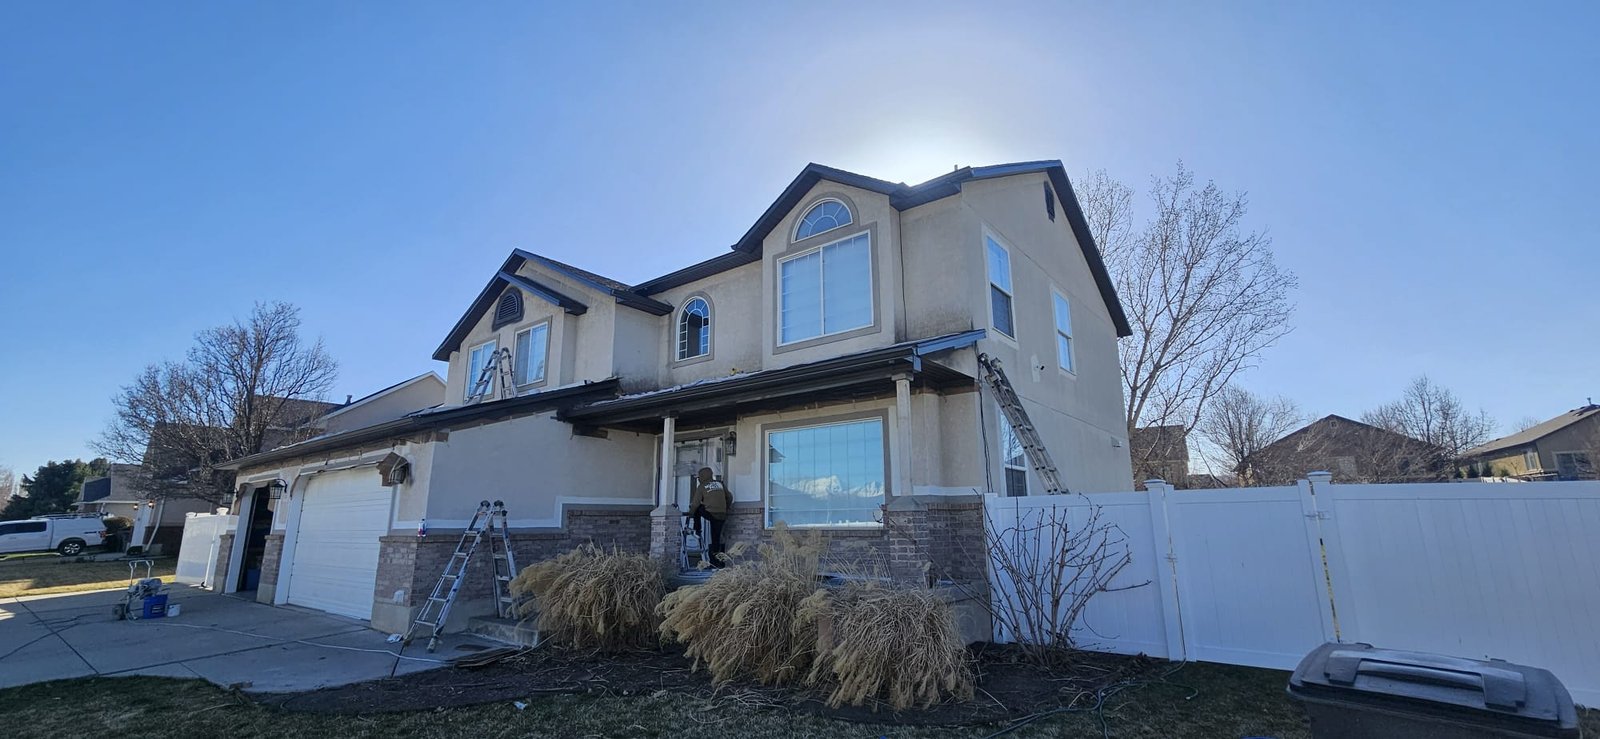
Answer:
1260, 414, 1434, 454
1467, 403, 1600, 458
519, 251, 673, 316
431, 251, 591, 361
649, 160, 1132, 337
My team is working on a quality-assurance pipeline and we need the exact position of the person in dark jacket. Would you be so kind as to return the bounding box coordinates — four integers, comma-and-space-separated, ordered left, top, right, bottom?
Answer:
689, 467, 732, 566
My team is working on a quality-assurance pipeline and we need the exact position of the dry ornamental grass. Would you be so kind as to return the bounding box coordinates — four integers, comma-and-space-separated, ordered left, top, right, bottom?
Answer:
509, 544, 665, 651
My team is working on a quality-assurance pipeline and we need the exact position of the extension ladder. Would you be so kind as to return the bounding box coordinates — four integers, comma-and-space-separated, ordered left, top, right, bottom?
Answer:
466, 347, 516, 403
403, 500, 520, 652
976, 353, 1069, 495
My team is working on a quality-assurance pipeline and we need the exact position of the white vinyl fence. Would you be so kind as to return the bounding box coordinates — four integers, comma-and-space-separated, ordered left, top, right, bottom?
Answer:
175, 513, 235, 587
986, 476, 1600, 706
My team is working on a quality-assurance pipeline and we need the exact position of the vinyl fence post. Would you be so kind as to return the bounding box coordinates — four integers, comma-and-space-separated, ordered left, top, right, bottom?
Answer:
1306, 471, 1360, 643
1297, 475, 1338, 644
1144, 479, 1187, 661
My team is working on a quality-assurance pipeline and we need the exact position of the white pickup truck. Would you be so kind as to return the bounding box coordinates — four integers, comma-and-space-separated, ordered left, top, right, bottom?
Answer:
0, 515, 108, 556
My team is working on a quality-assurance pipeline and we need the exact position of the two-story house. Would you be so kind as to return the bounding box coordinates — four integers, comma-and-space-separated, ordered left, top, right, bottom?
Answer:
218, 160, 1134, 633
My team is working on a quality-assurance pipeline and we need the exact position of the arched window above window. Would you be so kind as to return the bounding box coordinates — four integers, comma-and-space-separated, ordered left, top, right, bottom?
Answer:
794, 199, 852, 241
493, 289, 524, 328
677, 297, 711, 360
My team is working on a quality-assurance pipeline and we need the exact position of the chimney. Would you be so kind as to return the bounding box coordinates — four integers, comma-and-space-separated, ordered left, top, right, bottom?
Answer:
345, 394, 353, 405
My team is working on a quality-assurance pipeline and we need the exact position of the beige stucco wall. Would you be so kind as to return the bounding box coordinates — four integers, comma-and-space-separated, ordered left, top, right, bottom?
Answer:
651, 260, 764, 387
235, 438, 435, 535
322, 375, 446, 435
956, 174, 1133, 493
424, 413, 655, 526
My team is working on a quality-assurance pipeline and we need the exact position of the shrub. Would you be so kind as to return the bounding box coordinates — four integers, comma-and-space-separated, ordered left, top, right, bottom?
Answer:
509, 544, 665, 651
800, 581, 974, 710
657, 525, 824, 686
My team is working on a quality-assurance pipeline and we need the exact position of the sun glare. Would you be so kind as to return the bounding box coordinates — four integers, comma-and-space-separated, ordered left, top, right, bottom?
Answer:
840, 129, 1009, 185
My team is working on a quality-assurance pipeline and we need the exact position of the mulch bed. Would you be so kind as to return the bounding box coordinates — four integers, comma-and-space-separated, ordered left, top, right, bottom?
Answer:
258, 641, 1163, 727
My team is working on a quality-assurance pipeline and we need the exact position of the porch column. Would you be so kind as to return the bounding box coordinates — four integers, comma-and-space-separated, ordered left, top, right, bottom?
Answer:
657, 414, 677, 507
649, 414, 682, 567
893, 374, 913, 498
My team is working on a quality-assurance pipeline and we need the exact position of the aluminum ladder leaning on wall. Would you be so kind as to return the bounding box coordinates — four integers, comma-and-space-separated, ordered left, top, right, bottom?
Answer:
976, 353, 1069, 495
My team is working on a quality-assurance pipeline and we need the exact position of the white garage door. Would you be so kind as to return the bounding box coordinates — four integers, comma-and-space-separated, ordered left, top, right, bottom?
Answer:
287, 469, 392, 620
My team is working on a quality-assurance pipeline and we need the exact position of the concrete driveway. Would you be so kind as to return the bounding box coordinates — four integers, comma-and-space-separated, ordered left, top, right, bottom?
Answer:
0, 584, 487, 693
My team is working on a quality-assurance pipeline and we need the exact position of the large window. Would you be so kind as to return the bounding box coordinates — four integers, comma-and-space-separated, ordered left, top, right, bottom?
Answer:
1052, 291, 1074, 373
795, 199, 852, 241
1555, 451, 1595, 480
465, 340, 498, 400
985, 235, 1015, 339
765, 417, 886, 527
998, 411, 1029, 496
779, 232, 872, 344
514, 324, 549, 386
677, 297, 711, 360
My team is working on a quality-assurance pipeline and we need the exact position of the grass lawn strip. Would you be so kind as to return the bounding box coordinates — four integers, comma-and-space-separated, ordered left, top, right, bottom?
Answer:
0, 555, 176, 598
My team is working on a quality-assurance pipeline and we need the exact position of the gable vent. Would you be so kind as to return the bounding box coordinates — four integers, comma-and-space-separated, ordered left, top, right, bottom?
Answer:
493, 289, 524, 328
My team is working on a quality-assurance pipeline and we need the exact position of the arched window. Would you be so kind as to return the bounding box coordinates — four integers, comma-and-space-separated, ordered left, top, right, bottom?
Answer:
794, 199, 852, 241
677, 297, 711, 360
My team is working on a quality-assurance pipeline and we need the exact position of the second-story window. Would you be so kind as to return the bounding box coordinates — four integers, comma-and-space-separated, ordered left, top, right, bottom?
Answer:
514, 323, 549, 386
1052, 291, 1074, 373
985, 235, 1016, 339
465, 340, 498, 400
677, 297, 711, 360
794, 199, 852, 241
779, 232, 872, 345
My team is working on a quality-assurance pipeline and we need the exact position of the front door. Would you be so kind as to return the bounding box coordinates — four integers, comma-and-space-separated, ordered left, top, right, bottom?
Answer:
672, 436, 726, 511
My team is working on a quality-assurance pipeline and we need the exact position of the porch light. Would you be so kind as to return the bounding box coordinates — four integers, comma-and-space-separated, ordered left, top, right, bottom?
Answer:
267, 478, 289, 500
724, 431, 737, 457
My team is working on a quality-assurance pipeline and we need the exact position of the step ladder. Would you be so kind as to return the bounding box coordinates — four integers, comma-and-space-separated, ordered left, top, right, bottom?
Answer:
976, 353, 1069, 495
403, 500, 520, 652
466, 347, 516, 403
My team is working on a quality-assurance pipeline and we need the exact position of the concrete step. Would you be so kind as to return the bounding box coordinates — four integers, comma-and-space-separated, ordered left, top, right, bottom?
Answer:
465, 615, 541, 648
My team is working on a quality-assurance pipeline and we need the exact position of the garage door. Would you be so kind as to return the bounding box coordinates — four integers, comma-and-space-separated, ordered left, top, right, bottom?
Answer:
287, 469, 392, 620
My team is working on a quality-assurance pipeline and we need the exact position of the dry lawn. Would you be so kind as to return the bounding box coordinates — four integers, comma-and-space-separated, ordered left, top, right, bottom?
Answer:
0, 555, 175, 598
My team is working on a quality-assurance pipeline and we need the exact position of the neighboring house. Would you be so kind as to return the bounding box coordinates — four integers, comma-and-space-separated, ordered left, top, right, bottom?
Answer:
1130, 425, 1189, 488
216, 160, 1135, 634
1465, 402, 1600, 481
320, 373, 447, 435
1251, 415, 1442, 484
73, 463, 211, 554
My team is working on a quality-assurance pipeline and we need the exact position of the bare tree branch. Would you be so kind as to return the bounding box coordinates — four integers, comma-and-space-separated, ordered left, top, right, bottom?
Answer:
94, 302, 338, 504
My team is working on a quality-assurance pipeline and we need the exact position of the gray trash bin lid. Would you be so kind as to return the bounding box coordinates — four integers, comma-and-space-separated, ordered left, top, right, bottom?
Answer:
1289, 642, 1579, 734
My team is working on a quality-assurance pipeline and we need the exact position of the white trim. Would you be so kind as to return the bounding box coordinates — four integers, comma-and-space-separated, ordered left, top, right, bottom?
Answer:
982, 228, 1019, 345
775, 230, 875, 347
791, 197, 853, 242
1050, 287, 1076, 375
319, 373, 444, 422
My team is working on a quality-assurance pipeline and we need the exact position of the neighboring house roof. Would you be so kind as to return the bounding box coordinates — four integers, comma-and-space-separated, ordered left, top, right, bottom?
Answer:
319, 372, 446, 424
1131, 425, 1189, 463
218, 379, 622, 471
79, 476, 112, 504
273, 398, 341, 428
1466, 403, 1600, 458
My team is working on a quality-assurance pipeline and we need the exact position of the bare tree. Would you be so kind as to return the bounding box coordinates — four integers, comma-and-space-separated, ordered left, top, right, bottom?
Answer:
95, 302, 338, 504
1513, 416, 1544, 433
1194, 386, 1302, 486
1080, 164, 1298, 475
1361, 376, 1496, 474
0, 465, 14, 500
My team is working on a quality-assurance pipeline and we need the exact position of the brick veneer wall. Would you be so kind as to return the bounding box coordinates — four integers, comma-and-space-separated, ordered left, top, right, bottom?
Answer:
698, 495, 988, 586
211, 533, 233, 592
375, 505, 653, 617
256, 534, 284, 604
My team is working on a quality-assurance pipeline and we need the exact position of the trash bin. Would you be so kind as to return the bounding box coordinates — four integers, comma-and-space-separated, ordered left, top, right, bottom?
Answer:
1288, 642, 1580, 738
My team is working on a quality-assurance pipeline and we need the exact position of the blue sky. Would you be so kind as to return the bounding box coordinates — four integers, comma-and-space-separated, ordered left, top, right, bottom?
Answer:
2, 2, 1596, 479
